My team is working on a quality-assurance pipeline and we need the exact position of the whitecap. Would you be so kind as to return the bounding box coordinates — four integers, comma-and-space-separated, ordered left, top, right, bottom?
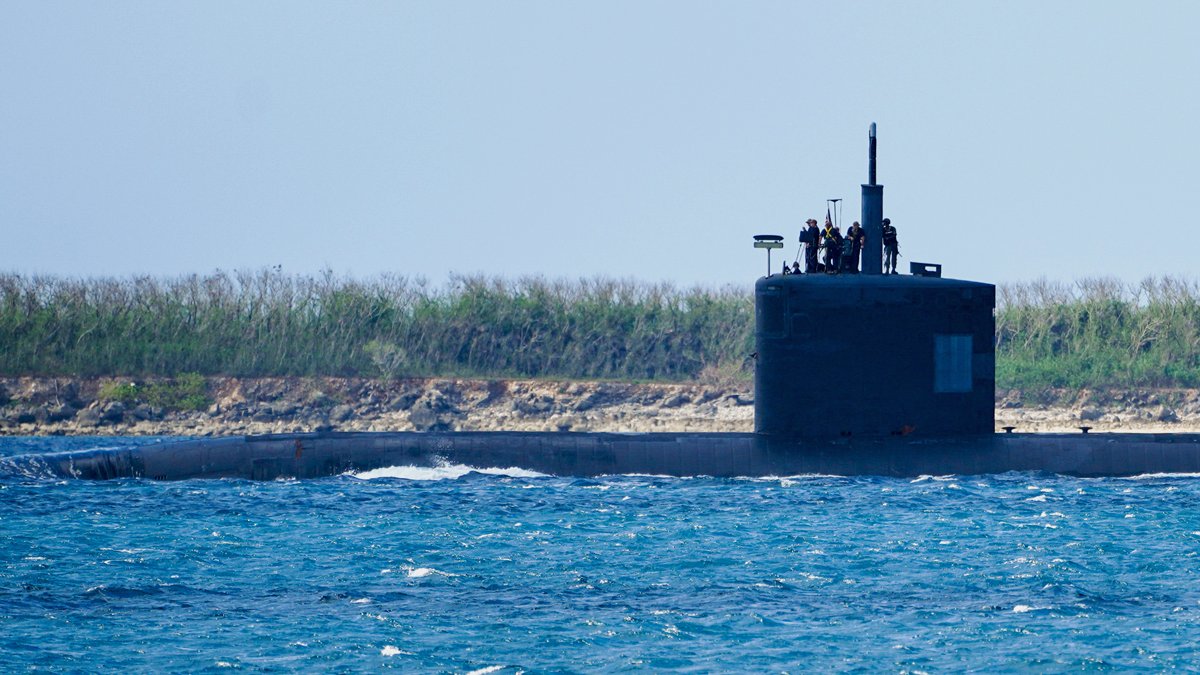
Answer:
599, 473, 680, 479
1121, 472, 1200, 480
351, 598, 371, 604
381, 645, 413, 657
351, 463, 547, 481
1012, 604, 1034, 613
406, 566, 458, 579
754, 474, 846, 482
466, 667, 505, 675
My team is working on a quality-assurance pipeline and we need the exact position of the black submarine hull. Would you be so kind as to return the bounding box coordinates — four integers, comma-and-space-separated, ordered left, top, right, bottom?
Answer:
6, 431, 1200, 480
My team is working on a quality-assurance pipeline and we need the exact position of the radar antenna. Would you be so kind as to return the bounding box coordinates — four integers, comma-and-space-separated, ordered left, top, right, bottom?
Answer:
753, 234, 785, 276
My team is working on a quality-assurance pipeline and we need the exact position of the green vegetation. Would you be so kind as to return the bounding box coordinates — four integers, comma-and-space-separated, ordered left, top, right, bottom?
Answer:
4, 271, 1199, 389
0, 271, 753, 383
98, 373, 211, 411
996, 277, 1200, 389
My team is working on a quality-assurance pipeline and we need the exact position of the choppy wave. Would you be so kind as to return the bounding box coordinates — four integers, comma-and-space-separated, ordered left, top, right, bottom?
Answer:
8, 436, 1200, 671
350, 463, 549, 481
0, 456, 58, 480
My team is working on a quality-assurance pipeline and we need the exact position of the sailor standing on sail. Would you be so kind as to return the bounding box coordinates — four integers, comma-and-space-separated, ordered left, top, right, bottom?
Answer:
846, 221, 865, 273
882, 218, 900, 274
803, 219, 821, 273
822, 213, 842, 274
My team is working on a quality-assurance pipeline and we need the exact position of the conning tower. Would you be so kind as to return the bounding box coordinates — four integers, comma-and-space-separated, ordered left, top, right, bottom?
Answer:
754, 125, 996, 438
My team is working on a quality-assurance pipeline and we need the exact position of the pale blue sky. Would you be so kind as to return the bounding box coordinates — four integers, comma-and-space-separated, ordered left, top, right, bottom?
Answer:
2, 2, 1197, 287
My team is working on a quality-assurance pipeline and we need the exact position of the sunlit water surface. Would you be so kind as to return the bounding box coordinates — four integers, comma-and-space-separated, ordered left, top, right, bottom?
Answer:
4, 437, 1200, 671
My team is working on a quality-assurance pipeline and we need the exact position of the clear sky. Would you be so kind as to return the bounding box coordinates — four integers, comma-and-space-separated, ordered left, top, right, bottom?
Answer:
2, 2, 1197, 288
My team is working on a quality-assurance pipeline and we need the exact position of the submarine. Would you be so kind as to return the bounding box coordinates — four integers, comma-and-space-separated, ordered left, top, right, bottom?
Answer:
8, 124, 1200, 480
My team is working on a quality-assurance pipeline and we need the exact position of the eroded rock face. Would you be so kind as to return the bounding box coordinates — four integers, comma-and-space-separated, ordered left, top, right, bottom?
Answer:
407, 389, 459, 432
513, 393, 554, 415
75, 407, 103, 427
100, 401, 126, 423
127, 404, 162, 422
6, 376, 1200, 437
1157, 407, 1180, 423
38, 403, 78, 424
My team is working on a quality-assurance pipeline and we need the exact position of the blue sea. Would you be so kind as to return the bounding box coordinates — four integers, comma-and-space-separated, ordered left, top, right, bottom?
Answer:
4, 437, 1200, 672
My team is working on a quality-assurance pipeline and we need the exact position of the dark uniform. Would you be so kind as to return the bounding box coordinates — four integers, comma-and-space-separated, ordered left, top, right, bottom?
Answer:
846, 222, 865, 273
803, 220, 821, 273
882, 218, 899, 274
822, 225, 843, 273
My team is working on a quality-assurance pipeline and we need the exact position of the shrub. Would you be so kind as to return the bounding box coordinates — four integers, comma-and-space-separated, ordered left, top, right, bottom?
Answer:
96, 373, 210, 411
98, 381, 139, 404
144, 372, 210, 411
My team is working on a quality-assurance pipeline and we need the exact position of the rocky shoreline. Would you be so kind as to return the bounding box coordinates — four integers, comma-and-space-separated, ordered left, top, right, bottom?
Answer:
2, 376, 1199, 437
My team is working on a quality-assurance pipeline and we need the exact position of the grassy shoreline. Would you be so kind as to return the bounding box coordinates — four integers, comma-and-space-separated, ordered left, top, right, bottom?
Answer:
0, 271, 751, 383
4, 272, 1199, 389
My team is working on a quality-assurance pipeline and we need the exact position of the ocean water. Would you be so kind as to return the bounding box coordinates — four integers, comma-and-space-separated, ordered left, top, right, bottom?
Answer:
4, 438, 1200, 672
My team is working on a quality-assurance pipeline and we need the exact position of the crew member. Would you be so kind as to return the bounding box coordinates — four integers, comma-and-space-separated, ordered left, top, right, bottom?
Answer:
846, 221, 865, 273
822, 219, 843, 274
882, 218, 900, 274
803, 219, 821, 273
790, 260, 802, 275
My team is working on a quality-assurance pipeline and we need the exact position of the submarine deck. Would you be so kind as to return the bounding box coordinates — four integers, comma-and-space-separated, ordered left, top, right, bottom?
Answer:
6, 430, 1200, 481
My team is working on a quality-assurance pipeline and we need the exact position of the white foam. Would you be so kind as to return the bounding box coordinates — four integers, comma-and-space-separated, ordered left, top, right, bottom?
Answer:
1011, 604, 1049, 613
465, 667, 504, 675
381, 645, 413, 657
765, 473, 847, 480
1121, 472, 1200, 480
599, 472, 844, 480
599, 473, 678, 479
406, 566, 458, 579
351, 463, 547, 481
